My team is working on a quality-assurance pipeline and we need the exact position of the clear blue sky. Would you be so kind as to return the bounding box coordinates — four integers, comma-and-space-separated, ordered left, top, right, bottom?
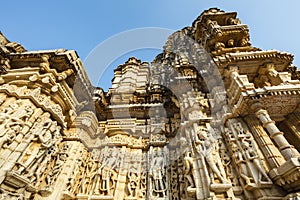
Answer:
1, 0, 300, 90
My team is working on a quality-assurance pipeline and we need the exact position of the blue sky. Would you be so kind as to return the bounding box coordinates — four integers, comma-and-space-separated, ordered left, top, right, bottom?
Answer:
1, 0, 300, 90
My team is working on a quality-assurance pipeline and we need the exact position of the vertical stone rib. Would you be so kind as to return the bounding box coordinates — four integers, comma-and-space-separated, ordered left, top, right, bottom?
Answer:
284, 113, 300, 142
255, 108, 299, 160
244, 115, 285, 169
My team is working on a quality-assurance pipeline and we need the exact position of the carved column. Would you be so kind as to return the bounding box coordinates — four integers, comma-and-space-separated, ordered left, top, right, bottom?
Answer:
283, 113, 300, 142
253, 105, 299, 160
244, 115, 285, 168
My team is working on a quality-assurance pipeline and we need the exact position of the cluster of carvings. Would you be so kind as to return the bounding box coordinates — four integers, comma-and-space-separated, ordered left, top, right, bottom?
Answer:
0, 8, 300, 200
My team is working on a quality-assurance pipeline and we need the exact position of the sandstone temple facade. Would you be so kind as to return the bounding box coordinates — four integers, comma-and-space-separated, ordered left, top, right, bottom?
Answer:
0, 8, 300, 200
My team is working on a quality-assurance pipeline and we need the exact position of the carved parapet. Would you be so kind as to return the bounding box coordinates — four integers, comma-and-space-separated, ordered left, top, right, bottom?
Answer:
214, 50, 293, 70
77, 129, 148, 151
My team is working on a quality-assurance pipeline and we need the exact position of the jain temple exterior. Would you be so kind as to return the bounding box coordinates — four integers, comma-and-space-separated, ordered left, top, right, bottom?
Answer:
0, 8, 300, 200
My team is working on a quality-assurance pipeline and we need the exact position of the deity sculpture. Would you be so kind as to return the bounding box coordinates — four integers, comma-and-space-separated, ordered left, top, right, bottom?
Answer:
231, 142, 253, 185
99, 147, 119, 196
241, 140, 272, 183
149, 150, 166, 198
183, 151, 195, 189
196, 129, 228, 184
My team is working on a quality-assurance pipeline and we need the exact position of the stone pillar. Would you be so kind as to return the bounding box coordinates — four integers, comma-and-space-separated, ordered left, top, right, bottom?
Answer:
244, 115, 285, 169
253, 105, 299, 160
284, 113, 300, 141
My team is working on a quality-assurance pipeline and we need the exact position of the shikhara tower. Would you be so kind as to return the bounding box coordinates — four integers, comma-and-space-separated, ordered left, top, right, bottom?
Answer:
0, 8, 299, 200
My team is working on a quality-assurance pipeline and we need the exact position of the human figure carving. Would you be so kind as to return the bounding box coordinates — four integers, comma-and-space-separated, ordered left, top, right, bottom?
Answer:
127, 170, 139, 197
91, 162, 102, 195
63, 158, 80, 196
17, 143, 40, 174
149, 150, 166, 197
241, 140, 272, 183
0, 122, 23, 149
197, 133, 228, 184
139, 157, 147, 199
31, 113, 52, 136
126, 154, 141, 197
180, 136, 195, 189
44, 151, 68, 191
183, 151, 195, 189
219, 140, 238, 186
195, 127, 208, 144
80, 160, 97, 194
0, 99, 22, 115
16, 120, 56, 174
28, 129, 61, 184
233, 122, 247, 135
31, 144, 58, 184
0, 110, 24, 131
99, 148, 119, 196
19, 105, 34, 122
231, 143, 253, 185
177, 158, 186, 198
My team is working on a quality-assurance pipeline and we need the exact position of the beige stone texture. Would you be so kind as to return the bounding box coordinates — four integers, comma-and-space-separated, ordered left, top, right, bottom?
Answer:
0, 8, 300, 200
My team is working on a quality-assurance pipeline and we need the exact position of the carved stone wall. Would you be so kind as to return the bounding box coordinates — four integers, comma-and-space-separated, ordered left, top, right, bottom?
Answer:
0, 8, 300, 200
